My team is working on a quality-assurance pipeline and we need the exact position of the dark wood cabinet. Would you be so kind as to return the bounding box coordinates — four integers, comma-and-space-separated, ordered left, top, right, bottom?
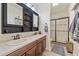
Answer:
26, 46, 36, 56
36, 42, 42, 56
7, 36, 46, 56
42, 39, 46, 52
35, 37, 46, 56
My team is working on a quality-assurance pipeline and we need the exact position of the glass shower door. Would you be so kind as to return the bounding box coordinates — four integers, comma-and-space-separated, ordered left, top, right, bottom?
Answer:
50, 20, 55, 42
56, 18, 68, 43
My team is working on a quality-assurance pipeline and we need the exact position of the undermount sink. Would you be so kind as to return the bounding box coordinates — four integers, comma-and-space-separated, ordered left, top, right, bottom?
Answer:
5, 39, 27, 46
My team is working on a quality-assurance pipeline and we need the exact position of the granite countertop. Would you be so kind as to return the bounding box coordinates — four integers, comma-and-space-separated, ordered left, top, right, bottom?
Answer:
0, 34, 46, 56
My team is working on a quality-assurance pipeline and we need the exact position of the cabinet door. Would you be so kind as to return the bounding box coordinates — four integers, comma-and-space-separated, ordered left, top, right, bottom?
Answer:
36, 42, 42, 56
26, 46, 36, 56
42, 39, 46, 52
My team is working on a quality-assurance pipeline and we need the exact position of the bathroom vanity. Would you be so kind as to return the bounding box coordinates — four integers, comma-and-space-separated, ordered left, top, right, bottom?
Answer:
0, 34, 46, 56
7, 36, 46, 56
0, 3, 45, 56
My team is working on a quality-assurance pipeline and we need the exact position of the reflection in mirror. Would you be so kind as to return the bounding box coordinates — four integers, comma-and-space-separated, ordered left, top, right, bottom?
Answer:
33, 12, 38, 27
7, 3, 23, 25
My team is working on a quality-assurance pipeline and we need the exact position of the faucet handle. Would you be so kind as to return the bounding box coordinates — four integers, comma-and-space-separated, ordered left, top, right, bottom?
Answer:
16, 34, 20, 39
12, 34, 20, 40
34, 32, 37, 35
12, 35, 16, 40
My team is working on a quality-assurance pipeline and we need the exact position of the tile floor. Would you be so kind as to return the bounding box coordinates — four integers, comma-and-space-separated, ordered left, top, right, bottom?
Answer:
42, 42, 73, 56
42, 50, 61, 56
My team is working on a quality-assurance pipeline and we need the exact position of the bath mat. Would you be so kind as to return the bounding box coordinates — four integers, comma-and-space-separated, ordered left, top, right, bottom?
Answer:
51, 43, 65, 56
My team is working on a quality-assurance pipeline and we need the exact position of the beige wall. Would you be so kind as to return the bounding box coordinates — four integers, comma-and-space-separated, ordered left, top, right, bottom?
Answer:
51, 11, 69, 19
50, 3, 69, 19
69, 3, 76, 27
36, 3, 51, 51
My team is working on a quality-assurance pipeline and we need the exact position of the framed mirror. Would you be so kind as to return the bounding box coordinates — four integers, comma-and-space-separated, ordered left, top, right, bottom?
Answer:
1, 3, 39, 34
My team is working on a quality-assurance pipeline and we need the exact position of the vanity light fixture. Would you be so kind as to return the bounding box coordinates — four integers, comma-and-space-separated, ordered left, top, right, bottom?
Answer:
52, 3, 59, 7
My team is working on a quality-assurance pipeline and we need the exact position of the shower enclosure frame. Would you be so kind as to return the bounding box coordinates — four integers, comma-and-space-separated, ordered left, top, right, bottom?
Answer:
51, 17, 69, 43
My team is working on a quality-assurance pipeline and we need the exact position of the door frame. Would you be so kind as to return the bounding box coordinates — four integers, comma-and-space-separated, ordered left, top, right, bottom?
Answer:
50, 17, 69, 43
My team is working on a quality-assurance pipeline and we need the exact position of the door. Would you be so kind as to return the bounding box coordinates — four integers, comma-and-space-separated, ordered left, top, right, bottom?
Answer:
50, 17, 69, 43
56, 18, 69, 43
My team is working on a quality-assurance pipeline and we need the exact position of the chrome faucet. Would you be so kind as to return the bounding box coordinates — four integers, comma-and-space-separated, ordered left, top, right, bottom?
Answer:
12, 36, 16, 40
12, 34, 20, 40
33, 32, 37, 35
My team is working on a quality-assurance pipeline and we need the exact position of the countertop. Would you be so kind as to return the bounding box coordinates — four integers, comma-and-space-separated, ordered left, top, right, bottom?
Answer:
0, 34, 46, 56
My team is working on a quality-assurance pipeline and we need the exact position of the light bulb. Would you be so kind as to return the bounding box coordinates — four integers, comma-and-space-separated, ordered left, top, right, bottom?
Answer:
52, 3, 58, 7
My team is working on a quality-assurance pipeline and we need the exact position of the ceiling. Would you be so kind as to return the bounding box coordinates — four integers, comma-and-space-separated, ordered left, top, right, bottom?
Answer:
31, 3, 70, 14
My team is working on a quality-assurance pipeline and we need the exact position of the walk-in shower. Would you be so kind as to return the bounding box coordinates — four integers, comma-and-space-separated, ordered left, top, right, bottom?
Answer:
50, 17, 69, 43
